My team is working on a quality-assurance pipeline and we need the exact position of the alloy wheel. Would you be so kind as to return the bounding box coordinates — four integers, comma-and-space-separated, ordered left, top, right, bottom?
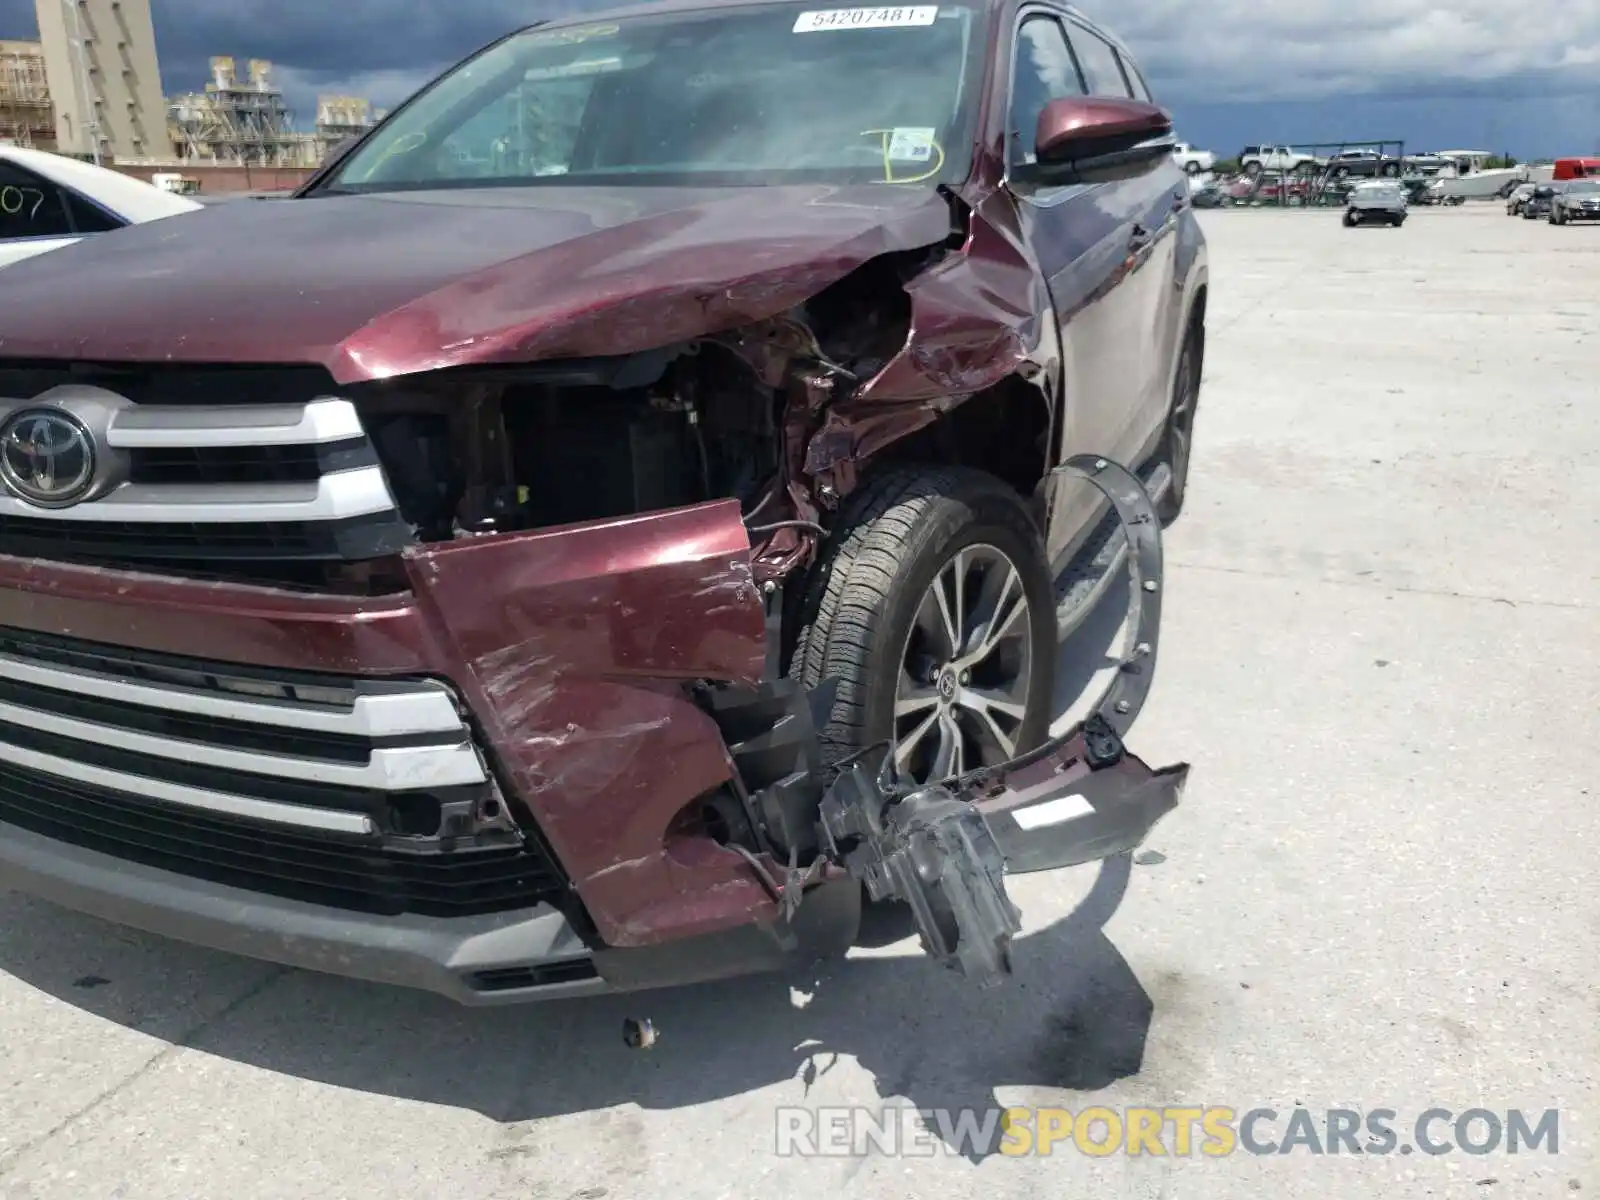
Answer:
891, 544, 1033, 783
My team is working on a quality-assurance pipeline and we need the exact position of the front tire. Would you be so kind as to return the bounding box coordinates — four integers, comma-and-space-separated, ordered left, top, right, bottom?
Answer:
1185, 160, 1201, 176
793, 467, 1056, 784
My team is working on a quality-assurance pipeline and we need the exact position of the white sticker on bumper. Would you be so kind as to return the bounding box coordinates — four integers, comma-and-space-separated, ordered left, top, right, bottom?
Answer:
1010, 793, 1094, 831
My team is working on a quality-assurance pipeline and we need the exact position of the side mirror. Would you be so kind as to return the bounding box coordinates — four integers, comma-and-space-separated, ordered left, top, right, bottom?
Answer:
1027, 97, 1174, 185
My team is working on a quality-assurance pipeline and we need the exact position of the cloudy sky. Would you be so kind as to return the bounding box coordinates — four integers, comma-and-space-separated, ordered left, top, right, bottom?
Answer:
3, 0, 1596, 158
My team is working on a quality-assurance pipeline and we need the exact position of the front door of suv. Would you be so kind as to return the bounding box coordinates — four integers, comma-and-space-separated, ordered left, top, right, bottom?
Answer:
1003, 8, 1181, 565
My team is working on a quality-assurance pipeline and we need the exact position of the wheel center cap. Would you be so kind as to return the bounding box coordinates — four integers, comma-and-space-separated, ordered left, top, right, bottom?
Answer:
936, 669, 958, 702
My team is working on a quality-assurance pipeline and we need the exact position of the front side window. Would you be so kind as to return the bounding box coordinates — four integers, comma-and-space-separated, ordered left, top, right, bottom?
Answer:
1008, 14, 1084, 167
325, 3, 984, 191
1065, 25, 1131, 98
0, 162, 77, 240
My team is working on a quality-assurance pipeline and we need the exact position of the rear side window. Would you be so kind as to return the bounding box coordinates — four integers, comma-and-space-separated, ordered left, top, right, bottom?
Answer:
63, 190, 123, 234
1119, 52, 1153, 102
0, 162, 74, 240
0, 161, 121, 240
1065, 25, 1132, 98
1009, 15, 1086, 166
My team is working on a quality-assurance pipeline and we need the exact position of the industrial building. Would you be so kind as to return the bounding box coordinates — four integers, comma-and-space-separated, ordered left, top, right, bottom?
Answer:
168, 56, 321, 167
0, 38, 52, 149
316, 94, 384, 145
33, 0, 168, 162
0, 0, 379, 182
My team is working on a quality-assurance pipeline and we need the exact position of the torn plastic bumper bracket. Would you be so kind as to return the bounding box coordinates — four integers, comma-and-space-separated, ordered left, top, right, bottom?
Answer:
816, 456, 1189, 985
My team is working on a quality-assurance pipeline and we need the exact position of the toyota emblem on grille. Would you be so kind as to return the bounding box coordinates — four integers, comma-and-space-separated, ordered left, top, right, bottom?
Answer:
0, 408, 97, 507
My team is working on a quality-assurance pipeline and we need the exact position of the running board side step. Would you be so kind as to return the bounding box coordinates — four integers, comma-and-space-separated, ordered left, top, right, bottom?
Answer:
817, 456, 1188, 986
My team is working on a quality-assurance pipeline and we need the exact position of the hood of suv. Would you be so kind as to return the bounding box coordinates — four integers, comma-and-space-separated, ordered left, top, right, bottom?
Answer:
0, 184, 954, 384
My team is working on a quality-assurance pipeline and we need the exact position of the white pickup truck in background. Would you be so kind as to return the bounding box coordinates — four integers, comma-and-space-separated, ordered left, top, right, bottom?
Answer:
1172, 141, 1216, 175
1240, 144, 1321, 175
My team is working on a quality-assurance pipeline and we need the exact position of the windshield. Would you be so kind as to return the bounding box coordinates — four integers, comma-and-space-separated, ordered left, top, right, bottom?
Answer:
324, 3, 983, 192
1566, 181, 1600, 194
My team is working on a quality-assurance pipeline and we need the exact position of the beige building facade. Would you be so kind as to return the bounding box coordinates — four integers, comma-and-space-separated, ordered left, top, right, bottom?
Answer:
33, 0, 167, 160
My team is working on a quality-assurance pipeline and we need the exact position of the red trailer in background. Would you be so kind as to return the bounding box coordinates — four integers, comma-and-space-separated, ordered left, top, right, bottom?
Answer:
1552, 157, 1600, 181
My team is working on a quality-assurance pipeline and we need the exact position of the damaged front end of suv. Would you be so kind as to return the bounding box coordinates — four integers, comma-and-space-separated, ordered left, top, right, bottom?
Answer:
0, 0, 1199, 1005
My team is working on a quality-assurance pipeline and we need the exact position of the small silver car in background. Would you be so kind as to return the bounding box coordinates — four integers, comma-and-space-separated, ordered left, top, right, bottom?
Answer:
1343, 179, 1407, 227
1506, 182, 1537, 215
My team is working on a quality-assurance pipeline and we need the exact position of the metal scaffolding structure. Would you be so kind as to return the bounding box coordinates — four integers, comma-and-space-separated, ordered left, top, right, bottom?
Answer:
168, 56, 321, 167
2, 30, 379, 169
0, 40, 54, 149
314, 93, 374, 142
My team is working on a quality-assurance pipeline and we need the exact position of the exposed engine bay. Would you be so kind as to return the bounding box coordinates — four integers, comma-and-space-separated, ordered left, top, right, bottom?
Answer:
354, 250, 935, 583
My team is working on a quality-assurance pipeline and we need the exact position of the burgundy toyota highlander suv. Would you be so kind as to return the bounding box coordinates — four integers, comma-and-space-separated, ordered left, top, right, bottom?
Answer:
0, 0, 1204, 1004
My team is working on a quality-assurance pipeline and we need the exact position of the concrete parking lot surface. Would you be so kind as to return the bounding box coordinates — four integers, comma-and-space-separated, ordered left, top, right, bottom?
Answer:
0, 206, 1595, 1199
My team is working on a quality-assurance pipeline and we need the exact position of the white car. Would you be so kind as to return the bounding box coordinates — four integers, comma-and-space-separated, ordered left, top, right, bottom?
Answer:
0, 146, 201, 270
1171, 141, 1216, 175
1240, 144, 1320, 176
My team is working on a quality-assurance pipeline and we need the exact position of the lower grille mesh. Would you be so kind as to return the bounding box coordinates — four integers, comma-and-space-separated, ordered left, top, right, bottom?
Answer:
0, 759, 565, 917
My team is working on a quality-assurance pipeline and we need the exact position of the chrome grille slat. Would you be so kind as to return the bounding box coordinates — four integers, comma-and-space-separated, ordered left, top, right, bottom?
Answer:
0, 649, 462, 736
0, 696, 486, 790
107, 398, 366, 447
0, 737, 378, 835
0, 466, 396, 523
0, 630, 488, 834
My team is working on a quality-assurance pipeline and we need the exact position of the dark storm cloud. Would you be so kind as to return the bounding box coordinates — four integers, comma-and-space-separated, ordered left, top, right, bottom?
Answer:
0, 0, 602, 103
140, 0, 583, 77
